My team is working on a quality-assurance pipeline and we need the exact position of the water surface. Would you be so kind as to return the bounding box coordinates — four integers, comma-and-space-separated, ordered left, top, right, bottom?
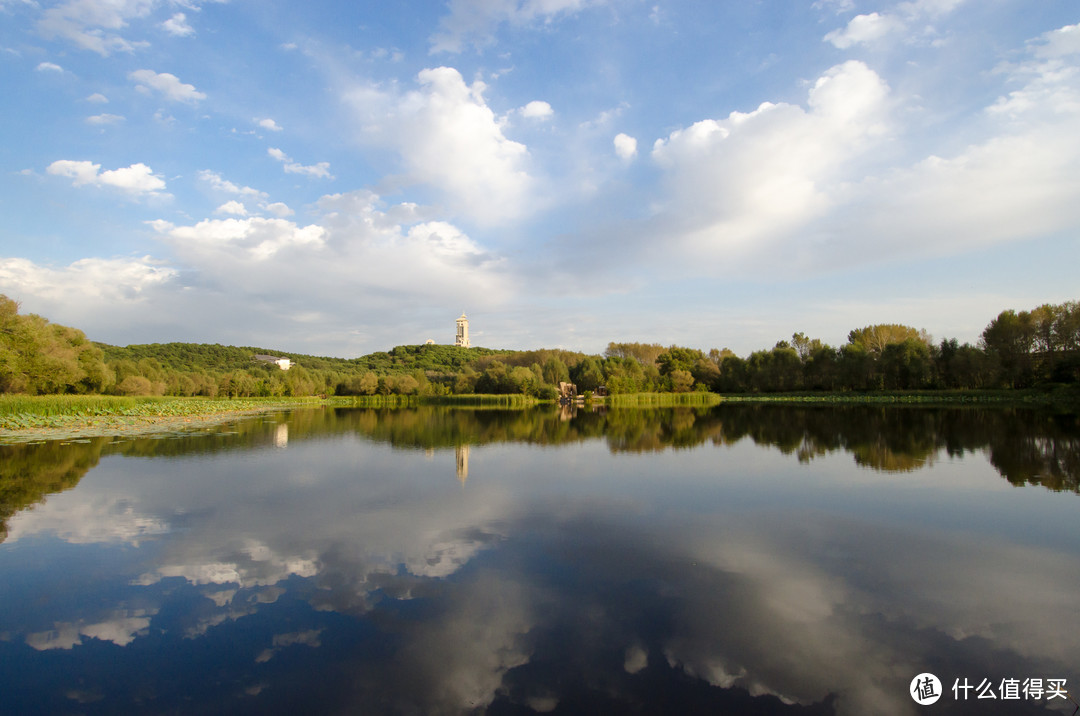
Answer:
1, 405, 1078, 715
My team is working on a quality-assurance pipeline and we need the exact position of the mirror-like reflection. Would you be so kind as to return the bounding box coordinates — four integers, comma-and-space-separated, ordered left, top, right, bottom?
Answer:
0, 405, 1077, 715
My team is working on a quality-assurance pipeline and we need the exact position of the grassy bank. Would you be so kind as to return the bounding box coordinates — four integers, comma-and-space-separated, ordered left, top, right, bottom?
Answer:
713, 386, 1080, 406
4, 385, 1076, 435
0, 395, 321, 430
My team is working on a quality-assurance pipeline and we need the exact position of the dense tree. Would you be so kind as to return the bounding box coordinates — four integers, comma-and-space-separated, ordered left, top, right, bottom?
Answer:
605, 342, 666, 366
4, 296, 1078, 399
541, 356, 570, 386
982, 309, 1036, 387
571, 356, 605, 392
880, 338, 933, 390
0, 295, 109, 394
656, 347, 705, 375
847, 324, 931, 354
803, 345, 840, 391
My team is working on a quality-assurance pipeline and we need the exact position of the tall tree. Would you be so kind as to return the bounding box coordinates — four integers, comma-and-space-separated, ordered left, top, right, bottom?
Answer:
847, 324, 931, 354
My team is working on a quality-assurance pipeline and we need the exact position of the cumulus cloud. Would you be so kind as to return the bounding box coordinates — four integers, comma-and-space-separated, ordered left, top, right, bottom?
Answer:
613, 132, 637, 161
519, 100, 553, 120
214, 200, 247, 216
6, 178, 511, 351
346, 66, 535, 225
823, 12, 904, 49
430, 0, 593, 53
635, 23, 1080, 278
823, 0, 964, 48
37, 0, 154, 55
47, 159, 167, 196
650, 61, 890, 255
825, 25, 1080, 261
256, 117, 283, 132
161, 12, 193, 37
86, 92, 109, 103
151, 216, 326, 261
267, 147, 332, 179
35, 61, 64, 72
130, 69, 206, 103
264, 202, 294, 217
0, 256, 177, 307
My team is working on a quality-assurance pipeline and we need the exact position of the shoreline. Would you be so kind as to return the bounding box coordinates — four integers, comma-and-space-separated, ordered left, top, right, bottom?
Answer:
0, 403, 304, 444
2, 388, 1077, 444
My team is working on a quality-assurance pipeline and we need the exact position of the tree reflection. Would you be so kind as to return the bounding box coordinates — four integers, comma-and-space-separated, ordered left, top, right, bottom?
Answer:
2, 405, 1077, 541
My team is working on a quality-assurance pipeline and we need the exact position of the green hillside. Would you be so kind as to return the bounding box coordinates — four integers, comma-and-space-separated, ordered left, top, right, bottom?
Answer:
96, 341, 511, 375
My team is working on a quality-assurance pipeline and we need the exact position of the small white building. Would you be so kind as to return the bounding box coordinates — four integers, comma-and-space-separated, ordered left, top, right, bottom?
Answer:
254, 354, 292, 370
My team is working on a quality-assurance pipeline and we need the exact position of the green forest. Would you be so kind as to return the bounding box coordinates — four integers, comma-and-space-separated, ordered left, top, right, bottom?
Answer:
1, 293, 1078, 399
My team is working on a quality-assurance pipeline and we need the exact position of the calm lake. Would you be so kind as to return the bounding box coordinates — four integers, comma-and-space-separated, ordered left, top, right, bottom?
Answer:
1, 404, 1078, 715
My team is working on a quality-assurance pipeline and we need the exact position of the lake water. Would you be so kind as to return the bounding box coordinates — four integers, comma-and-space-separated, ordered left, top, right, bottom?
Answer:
1, 404, 1078, 715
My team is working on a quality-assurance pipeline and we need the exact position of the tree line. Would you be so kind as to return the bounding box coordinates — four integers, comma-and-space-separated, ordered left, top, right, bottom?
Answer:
1, 293, 1077, 398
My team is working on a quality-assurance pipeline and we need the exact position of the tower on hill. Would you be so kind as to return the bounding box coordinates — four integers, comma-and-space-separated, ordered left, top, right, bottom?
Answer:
455, 312, 470, 348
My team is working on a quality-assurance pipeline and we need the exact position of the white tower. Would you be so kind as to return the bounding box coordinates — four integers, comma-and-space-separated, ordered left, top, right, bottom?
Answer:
455, 312, 470, 348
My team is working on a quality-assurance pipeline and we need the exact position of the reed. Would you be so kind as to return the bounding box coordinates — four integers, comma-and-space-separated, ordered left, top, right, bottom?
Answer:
606, 392, 722, 407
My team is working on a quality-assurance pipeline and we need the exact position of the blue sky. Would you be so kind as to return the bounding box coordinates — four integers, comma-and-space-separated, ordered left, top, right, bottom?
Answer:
1, 0, 1077, 357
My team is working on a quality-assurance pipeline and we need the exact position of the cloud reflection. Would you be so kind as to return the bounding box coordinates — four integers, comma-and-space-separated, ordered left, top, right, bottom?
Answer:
0, 408, 1077, 715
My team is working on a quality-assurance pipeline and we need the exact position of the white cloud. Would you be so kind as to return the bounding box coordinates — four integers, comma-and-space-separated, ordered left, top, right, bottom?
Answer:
267, 147, 333, 179
86, 92, 109, 103
635, 25, 1080, 279
86, 113, 125, 125
0, 256, 177, 305
822, 1, 964, 49
346, 66, 535, 225
430, 0, 593, 53
152, 216, 326, 261
519, 100, 553, 120
47, 159, 101, 186
824, 13, 904, 49
16, 184, 499, 353
35, 61, 64, 72
650, 61, 890, 256
130, 69, 206, 103
257, 117, 283, 132
264, 202, 294, 217
161, 12, 193, 37
38, 0, 154, 55
198, 169, 267, 200
613, 132, 637, 161
828, 30, 1080, 261
214, 200, 247, 216
47, 159, 167, 196
1032, 21, 1080, 60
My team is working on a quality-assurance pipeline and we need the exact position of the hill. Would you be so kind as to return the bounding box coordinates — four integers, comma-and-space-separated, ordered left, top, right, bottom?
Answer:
96, 341, 512, 376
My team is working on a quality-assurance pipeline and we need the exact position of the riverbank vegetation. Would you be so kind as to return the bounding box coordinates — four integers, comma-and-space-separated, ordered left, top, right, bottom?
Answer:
0, 395, 319, 431
2, 294, 1077, 402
